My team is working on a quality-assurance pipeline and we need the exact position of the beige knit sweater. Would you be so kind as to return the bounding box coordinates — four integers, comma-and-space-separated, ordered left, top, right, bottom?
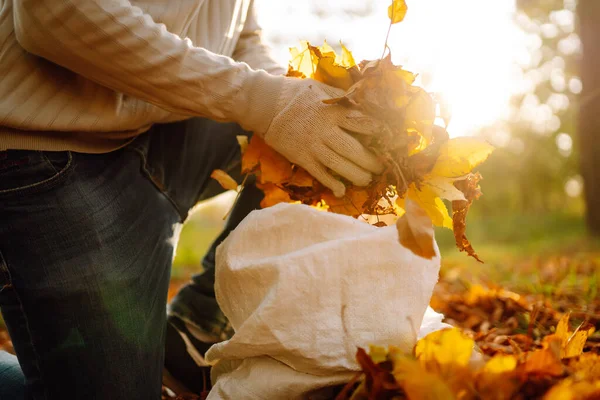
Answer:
0, 0, 286, 152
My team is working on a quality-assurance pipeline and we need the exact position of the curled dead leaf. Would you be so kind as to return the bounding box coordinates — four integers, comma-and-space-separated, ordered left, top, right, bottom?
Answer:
452, 173, 484, 262
396, 198, 436, 259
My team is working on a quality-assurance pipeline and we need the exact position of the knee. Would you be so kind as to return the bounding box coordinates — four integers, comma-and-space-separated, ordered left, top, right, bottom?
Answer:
0, 351, 26, 399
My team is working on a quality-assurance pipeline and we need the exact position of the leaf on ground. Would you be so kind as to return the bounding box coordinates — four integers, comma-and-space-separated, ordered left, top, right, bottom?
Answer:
521, 335, 565, 377
210, 169, 238, 191
396, 198, 436, 259
555, 313, 593, 358
544, 379, 600, 400
392, 356, 455, 400
355, 347, 400, 398
483, 354, 518, 374
566, 353, 600, 380
415, 328, 474, 369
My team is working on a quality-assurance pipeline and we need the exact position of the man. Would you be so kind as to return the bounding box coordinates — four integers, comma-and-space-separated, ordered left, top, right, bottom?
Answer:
0, 0, 383, 398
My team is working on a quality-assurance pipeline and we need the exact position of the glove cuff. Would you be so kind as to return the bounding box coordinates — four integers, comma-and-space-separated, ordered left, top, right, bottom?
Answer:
233, 70, 287, 136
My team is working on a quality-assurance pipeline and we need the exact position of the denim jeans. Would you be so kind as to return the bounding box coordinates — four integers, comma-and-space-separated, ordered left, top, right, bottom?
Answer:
0, 118, 263, 399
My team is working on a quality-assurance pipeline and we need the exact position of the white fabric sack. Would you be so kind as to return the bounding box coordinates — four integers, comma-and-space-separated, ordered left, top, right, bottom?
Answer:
205, 203, 450, 400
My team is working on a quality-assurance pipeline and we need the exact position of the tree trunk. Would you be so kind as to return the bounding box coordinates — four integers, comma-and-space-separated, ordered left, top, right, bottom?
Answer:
578, 0, 600, 235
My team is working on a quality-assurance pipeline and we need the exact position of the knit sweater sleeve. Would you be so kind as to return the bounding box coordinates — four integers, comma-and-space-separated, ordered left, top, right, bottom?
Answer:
232, 0, 287, 76
12, 0, 284, 131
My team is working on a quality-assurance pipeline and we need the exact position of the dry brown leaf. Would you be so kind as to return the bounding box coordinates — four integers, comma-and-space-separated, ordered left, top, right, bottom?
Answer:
396, 198, 435, 259
452, 173, 484, 262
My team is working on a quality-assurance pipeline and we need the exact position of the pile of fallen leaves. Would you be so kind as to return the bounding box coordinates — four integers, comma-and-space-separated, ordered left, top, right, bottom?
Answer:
213, 0, 494, 262
334, 280, 599, 400
157, 276, 599, 400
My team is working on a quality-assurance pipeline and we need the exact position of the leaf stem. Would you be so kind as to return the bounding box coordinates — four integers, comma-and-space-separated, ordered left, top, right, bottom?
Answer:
381, 0, 395, 59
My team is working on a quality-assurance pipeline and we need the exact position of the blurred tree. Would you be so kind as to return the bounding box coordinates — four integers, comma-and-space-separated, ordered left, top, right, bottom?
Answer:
474, 0, 584, 221
577, 0, 600, 235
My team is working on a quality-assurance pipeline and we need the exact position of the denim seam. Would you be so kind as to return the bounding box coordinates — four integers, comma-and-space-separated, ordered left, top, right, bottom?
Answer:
0, 250, 49, 400
128, 147, 187, 223
0, 152, 73, 197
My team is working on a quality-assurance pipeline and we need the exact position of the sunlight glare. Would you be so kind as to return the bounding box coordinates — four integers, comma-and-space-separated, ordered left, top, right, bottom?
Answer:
255, 0, 526, 136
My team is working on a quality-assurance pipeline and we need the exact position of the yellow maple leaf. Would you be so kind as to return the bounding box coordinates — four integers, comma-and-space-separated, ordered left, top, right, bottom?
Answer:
555, 313, 593, 358
423, 176, 468, 202
522, 335, 565, 377
483, 354, 518, 374
242, 136, 293, 184
286, 168, 314, 187
398, 183, 453, 229
430, 137, 494, 178
415, 328, 474, 368
321, 188, 369, 217
388, 0, 408, 24
392, 355, 456, 400
338, 42, 356, 68
314, 54, 355, 90
210, 169, 238, 191
258, 183, 292, 208
476, 354, 520, 399
289, 41, 356, 90
289, 41, 318, 78
544, 378, 600, 400
368, 344, 390, 364
567, 353, 600, 381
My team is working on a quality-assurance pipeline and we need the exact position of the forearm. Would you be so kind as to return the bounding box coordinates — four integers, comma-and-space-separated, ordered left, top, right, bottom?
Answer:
13, 0, 283, 127
232, 0, 286, 76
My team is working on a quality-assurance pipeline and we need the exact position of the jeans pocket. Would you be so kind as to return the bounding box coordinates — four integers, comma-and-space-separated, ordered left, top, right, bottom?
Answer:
0, 150, 73, 196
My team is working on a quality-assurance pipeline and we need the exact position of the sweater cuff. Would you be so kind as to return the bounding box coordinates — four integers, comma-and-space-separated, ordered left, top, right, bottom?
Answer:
232, 69, 286, 136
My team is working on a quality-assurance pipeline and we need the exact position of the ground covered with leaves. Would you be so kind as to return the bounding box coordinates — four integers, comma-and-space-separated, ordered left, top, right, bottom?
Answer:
0, 234, 597, 400
169, 245, 600, 400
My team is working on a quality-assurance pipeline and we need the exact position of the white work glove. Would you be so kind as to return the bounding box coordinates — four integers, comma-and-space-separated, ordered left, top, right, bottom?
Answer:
234, 75, 384, 197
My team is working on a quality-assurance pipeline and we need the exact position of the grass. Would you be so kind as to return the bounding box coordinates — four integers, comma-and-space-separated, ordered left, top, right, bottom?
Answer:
434, 211, 599, 311
172, 204, 599, 308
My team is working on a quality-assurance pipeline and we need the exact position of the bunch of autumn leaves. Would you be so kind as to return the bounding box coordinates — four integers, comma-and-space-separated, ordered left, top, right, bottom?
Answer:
212, 1, 494, 261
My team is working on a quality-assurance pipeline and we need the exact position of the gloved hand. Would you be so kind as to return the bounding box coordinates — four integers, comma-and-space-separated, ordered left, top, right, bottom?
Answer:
235, 76, 384, 197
